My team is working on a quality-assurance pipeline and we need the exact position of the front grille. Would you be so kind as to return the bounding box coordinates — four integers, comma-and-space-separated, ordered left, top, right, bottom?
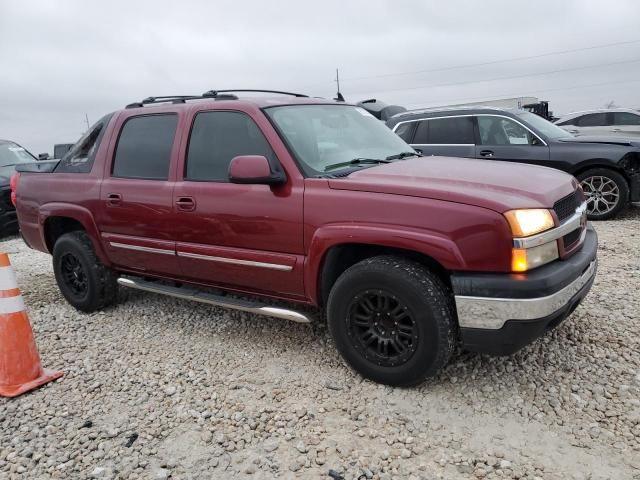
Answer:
562, 228, 582, 249
553, 190, 582, 222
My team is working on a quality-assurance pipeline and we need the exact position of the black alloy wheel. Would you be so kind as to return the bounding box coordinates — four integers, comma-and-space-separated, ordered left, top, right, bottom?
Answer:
347, 290, 418, 367
60, 252, 88, 299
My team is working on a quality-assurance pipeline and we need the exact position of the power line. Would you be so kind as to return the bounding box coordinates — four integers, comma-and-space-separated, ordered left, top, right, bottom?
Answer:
402, 79, 640, 110
300, 38, 640, 90
349, 58, 640, 96
342, 39, 640, 83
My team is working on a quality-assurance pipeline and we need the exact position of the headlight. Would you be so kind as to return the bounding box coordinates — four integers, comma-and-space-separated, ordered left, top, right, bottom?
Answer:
512, 242, 559, 272
504, 209, 555, 237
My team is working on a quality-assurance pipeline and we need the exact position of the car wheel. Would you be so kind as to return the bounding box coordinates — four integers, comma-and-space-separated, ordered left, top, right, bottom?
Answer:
327, 255, 456, 386
52, 231, 118, 312
577, 168, 629, 220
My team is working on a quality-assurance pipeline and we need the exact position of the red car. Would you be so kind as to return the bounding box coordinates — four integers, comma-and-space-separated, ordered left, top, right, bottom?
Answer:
13, 90, 597, 386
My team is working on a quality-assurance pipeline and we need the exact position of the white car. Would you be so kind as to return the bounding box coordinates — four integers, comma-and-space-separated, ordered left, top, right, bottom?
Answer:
555, 108, 640, 137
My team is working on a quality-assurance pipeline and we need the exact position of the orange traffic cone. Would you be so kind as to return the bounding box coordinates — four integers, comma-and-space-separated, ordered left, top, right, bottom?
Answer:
0, 253, 63, 397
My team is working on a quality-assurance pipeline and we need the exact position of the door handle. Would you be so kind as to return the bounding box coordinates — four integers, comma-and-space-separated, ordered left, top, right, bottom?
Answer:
612, 128, 622, 132
479, 150, 494, 158
107, 193, 122, 205
176, 196, 196, 212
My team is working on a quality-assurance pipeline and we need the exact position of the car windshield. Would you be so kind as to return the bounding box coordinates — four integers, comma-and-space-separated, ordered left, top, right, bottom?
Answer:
265, 104, 415, 175
0, 142, 37, 167
516, 111, 573, 140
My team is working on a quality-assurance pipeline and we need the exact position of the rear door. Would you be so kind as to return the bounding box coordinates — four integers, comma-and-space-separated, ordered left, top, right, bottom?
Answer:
402, 116, 476, 158
611, 111, 640, 137
97, 110, 182, 277
474, 115, 550, 167
172, 107, 305, 298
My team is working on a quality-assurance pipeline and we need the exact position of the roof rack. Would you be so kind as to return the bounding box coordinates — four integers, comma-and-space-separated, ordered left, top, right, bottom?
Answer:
201, 89, 308, 98
125, 89, 309, 109
125, 95, 203, 109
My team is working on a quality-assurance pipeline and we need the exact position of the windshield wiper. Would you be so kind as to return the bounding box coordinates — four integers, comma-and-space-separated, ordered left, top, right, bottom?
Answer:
324, 157, 391, 172
385, 151, 420, 160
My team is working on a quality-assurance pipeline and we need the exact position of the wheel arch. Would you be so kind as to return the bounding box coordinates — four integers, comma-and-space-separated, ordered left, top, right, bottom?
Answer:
316, 243, 452, 308
572, 159, 630, 181
40, 203, 110, 265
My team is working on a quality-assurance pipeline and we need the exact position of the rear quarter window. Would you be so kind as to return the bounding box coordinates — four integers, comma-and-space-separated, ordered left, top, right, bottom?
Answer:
393, 122, 416, 143
55, 114, 113, 174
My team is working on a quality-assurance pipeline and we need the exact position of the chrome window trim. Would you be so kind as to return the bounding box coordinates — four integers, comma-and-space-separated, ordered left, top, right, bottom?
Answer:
455, 259, 597, 330
411, 143, 475, 147
109, 242, 175, 255
177, 251, 293, 271
392, 113, 547, 147
512, 202, 587, 249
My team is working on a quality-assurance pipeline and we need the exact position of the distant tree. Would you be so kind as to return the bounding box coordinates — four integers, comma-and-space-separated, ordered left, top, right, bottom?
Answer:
604, 100, 618, 108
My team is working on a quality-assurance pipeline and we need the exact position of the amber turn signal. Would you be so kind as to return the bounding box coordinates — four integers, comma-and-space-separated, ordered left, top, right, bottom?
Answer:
511, 248, 529, 272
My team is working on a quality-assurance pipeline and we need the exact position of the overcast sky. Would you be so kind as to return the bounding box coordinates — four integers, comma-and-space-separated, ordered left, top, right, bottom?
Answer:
1, 0, 639, 154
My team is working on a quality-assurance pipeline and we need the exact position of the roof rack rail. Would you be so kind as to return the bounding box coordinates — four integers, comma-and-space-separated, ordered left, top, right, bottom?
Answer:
202, 89, 308, 98
125, 96, 202, 109
125, 89, 308, 109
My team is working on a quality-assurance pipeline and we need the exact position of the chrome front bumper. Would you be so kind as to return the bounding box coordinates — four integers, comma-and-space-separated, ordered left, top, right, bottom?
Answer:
455, 258, 597, 330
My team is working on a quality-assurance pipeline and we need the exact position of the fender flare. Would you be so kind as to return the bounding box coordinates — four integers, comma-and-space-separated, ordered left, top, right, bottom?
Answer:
39, 203, 110, 266
304, 223, 465, 304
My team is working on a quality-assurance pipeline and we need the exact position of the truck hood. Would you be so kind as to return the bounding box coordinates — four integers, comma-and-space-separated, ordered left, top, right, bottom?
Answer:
557, 136, 640, 147
328, 157, 578, 213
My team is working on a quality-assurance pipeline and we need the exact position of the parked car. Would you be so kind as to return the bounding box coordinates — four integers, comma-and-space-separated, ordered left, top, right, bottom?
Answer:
0, 139, 38, 235
54, 143, 74, 159
387, 107, 640, 220
555, 108, 640, 138
13, 90, 597, 386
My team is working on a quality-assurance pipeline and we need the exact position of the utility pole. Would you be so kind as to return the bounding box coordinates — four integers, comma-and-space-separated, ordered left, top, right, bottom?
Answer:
334, 68, 344, 101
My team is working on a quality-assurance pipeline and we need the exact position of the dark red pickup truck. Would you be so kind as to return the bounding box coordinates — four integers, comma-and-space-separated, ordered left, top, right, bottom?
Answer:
13, 90, 598, 385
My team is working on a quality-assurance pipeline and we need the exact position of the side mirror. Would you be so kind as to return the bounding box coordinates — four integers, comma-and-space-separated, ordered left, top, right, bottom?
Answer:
413, 148, 423, 155
38, 153, 50, 161
228, 155, 286, 185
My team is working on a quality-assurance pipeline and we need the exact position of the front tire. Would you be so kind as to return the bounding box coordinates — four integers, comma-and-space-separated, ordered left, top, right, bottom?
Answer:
577, 168, 628, 220
52, 231, 118, 312
327, 256, 456, 386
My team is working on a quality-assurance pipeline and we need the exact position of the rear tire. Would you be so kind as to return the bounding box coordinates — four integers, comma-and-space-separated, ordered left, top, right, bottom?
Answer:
577, 168, 628, 220
327, 256, 456, 386
52, 231, 118, 312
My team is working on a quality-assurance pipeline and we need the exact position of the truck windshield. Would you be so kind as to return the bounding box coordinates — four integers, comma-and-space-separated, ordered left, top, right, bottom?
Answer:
516, 111, 572, 140
0, 142, 37, 167
265, 104, 415, 175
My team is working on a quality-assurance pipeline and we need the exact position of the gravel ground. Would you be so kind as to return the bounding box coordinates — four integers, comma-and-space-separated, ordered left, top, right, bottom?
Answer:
0, 208, 639, 480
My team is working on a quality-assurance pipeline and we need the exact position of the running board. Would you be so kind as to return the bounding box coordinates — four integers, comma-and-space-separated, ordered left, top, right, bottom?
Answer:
117, 276, 312, 324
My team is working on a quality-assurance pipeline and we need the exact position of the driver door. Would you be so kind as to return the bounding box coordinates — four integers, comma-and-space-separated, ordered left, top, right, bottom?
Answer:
474, 115, 550, 168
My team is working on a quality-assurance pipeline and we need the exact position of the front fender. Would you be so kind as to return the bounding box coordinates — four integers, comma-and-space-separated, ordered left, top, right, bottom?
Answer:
304, 223, 466, 304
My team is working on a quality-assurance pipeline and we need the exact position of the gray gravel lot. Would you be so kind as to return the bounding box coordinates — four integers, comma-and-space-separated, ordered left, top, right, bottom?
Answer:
0, 208, 639, 480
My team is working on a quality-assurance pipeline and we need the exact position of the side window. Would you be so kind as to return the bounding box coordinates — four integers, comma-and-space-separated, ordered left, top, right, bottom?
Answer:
55, 114, 113, 173
576, 113, 608, 127
424, 117, 474, 144
413, 121, 429, 144
393, 122, 416, 142
478, 116, 540, 146
112, 114, 178, 180
186, 111, 276, 181
613, 112, 640, 126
